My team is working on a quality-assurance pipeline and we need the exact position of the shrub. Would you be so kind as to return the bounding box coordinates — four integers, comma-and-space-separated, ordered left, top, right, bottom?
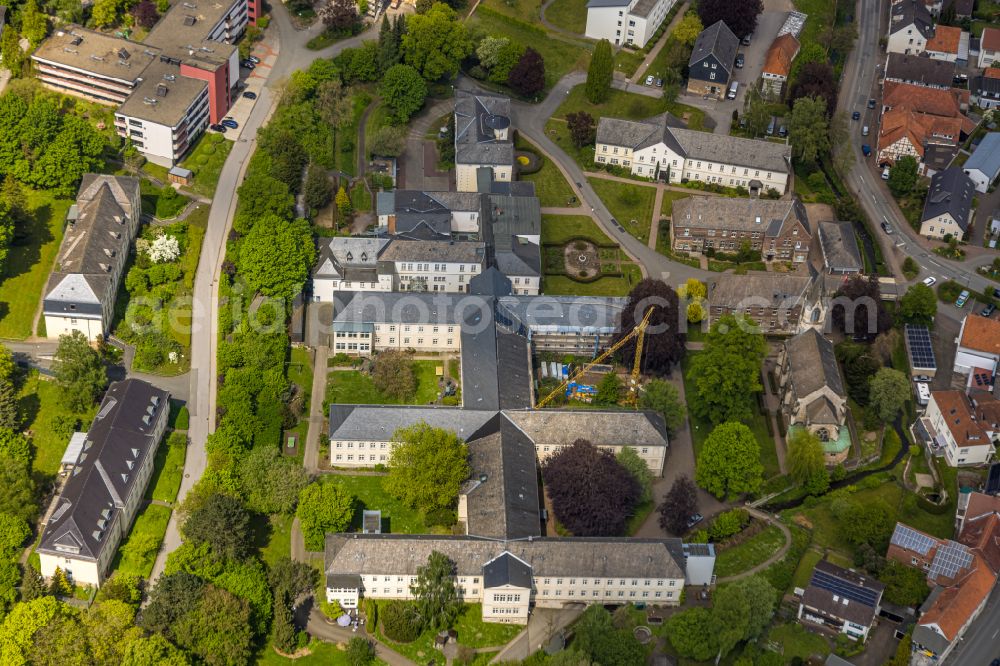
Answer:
380, 600, 423, 643
425, 508, 456, 527
708, 508, 749, 540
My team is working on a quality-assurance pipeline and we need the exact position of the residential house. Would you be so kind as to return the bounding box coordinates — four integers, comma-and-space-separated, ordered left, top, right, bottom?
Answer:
887, 520, 1000, 661
584, 0, 678, 48
954, 314, 1000, 375
876, 82, 975, 172
887, 0, 935, 55
919, 167, 975, 240
924, 25, 966, 63
940, 0, 973, 18
312, 238, 392, 301
669, 196, 811, 263
925, 390, 995, 465
686, 20, 739, 99
971, 75, 1000, 109
43, 175, 141, 341
778, 328, 851, 463
884, 53, 956, 89
979, 27, 1000, 67
454, 91, 514, 192
37, 380, 170, 586
595, 114, 791, 193
963, 133, 1000, 192
761, 33, 800, 96
708, 273, 822, 335
817, 221, 863, 275
797, 560, 885, 641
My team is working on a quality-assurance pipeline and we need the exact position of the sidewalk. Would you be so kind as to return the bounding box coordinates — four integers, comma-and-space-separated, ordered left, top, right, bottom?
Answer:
631, 1, 690, 84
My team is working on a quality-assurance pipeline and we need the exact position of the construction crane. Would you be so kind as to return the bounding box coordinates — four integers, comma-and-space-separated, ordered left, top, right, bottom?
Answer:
535, 307, 655, 409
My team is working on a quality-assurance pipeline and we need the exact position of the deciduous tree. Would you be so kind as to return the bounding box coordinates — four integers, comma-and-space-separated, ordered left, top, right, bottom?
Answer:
673, 14, 704, 47
320, 0, 359, 33
303, 163, 334, 214
368, 126, 407, 157
658, 474, 697, 535
380, 64, 428, 124
507, 47, 545, 96
172, 586, 253, 666
888, 156, 918, 196
616, 446, 653, 504
665, 607, 719, 661
899, 283, 937, 326
401, 3, 472, 82
296, 481, 355, 550
695, 422, 763, 499
53, 331, 106, 412
567, 111, 596, 148
130, 0, 160, 28
639, 379, 685, 436
385, 423, 470, 514
121, 633, 189, 666
789, 95, 830, 165
613, 279, 685, 375
19, 0, 49, 47
572, 604, 646, 666
595, 372, 621, 405
345, 637, 377, 665
869, 367, 910, 424
372, 350, 416, 400
237, 446, 310, 515
181, 493, 253, 561
787, 428, 829, 495
585, 40, 613, 104
238, 214, 315, 300
831, 274, 892, 341
790, 62, 837, 116
688, 314, 766, 424
696, 0, 762, 39
410, 551, 460, 631
542, 439, 640, 536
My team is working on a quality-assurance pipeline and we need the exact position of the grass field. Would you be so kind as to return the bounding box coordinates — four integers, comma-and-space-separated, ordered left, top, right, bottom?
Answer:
0, 190, 71, 339
544, 0, 587, 33
767, 623, 830, 661
374, 602, 519, 665
179, 133, 233, 198
542, 265, 642, 296
258, 513, 293, 568
714, 525, 787, 577
147, 432, 187, 503
614, 48, 646, 78
480, 0, 541, 22
326, 360, 442, 407
112, 504, 172, 578
587, 178, 656, 244
516, 138, 579, 208
681, 352, 780, 479
257, 639, 387, 665
657, 191, 689, 218
791, 548, 824, 589
541, 215, 615, 244
18, 372, 97, 478
326, 475, 430, 534
288, 346, 314, 446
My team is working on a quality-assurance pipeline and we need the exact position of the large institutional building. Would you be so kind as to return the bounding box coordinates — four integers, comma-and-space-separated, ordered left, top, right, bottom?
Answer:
31, 0, 262, 164
584, 0, 678, 48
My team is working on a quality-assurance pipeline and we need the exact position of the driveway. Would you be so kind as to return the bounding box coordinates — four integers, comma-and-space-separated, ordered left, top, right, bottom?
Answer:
970, 181, 1000, 248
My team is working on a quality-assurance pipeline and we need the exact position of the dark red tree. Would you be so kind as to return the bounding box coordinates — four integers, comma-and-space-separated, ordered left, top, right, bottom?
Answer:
790, 62, 838, 117
542, 440, 640, 537
613, 279, 685, 375
658, 474, 698, 535
131, 0, 160, 29
830, 274, 893, 341
320, 0, 359, 33
507, 47, 545, 97
696, 0, 763, 40
566, 111, 596, 147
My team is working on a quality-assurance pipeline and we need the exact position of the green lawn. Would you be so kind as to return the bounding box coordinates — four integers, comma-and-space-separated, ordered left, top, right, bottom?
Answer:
288, 347, 314, 409
792, 0, 836, 59
767, 623, 830, 661
680, 352, 780, 479
480, 0, 541, 22
544, 0, 587, 33
340, 94, 372, 176
326, 360, 442, 408
468, 8, 592, 90
542, 266, 641, 296
516, 139, 579, 208
112, 504, 172, 578
450, 604, 523, 647
257, 639, 388, 665
147, 432, 187, 504
350, 180, 371, 212
325, 475, 430, 534
18, 372, 97, 478
791, 549, 824, 589
0, 190, 71, 339
657, 191, 689, 218
586, 178, 655, 244
541, 215, 615, 245
258, 513, 293, 568
179, 132, 233, 198
714, 525, 787, 577
614, 48, 646, 78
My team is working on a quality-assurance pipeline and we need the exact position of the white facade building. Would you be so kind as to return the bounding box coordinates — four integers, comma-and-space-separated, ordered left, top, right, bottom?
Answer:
584, 0, 677, 48
925, 390, 996, 466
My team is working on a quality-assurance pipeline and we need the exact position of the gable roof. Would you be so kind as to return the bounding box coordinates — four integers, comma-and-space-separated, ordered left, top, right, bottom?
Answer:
483, 551, 534, 589
595, 113, 685, 151
982, 27, 1000, 51
801, 560, 885, 627
689, 20, 738, 73
762, 33, 800, 78
454, 90, 513, 167
886, 53, 956, 87
784, 328, 846, 399
930, 390, 993, 449
922, 168, 975, 230
964, 133, 1000, 178
882, 81, 970, 121
959, 314, 1000, 355
890, 0, 934, 38
818, 221, 863, 273
958, 492, 1000, 574
926, 25, 962, 55
916, 553, 996, 640
671, 196, 808, 237
503, 409, 669, 449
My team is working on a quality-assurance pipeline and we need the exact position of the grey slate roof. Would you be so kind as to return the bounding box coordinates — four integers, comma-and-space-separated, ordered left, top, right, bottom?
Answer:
912, 623, 952, 657
314, 237, 389, 279
964, 133, 1000, 180
671, 196, 807, 236
496, 295, 627, 334
328, 404, 497, 442
886, 53, 956, 88
689, 20, 739, 73
325, 534, 686, 581
503, 409, 669, 449
454, 90, 514, 167
922, 167, 975, 232
38, 379, 169, 562
595, 113, 685, 152
378, 239, 486, 264
710, 273, 814, 310
784, 328, 846, 398
817, 221, 863, 273
483, 552, 534, 589
386, 190, 482, 239
890, 0, 934, 38
669, 127, 791, 174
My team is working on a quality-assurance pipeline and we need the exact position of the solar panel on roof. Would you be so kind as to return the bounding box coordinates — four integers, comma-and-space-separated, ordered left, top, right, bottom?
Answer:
809, 569, 881, 607
905, 325, 937, 370
986, 463, 1000, 495
929, 541, 973, 581
891, 523, 937, 556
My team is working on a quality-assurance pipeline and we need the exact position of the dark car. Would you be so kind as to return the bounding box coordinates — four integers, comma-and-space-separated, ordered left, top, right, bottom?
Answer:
221, 117, 239, 129
655, 78, 663, 87
735, 53, 745, 68
993, 288, 1000, 300
868, 98, 876, 108
983, 303, 997, 317
241, 60, 255, 69
247, 55, 260, 64
242, 91, 257, 99
209, 124, 227, 133
852, 111, 860, 120
686, 513, 704, 529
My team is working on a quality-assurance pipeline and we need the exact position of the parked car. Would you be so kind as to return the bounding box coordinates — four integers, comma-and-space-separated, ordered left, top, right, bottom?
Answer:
221, 118, 239, 129
868, 98, 876, 108
735, 53, 745, 68
922, 276, 937, 287
994, 288, 1000, 299
982, 303, 997, 317
852, 111, 860, 120
882, 166, 890, 180
247, 55, 260, 64
862, 125, 870, 136
686, 513, 704, 529
862, 144, 871, 156
645, 75, 654, 86
913, 375, 932, 382
741, 33, 752, 46
778, 125, 787, 137
242, 91, 257, 99
209, 124, 226, 133
241, 60, 255, 69
655, 78, 663, 87
956, 290, 970, 308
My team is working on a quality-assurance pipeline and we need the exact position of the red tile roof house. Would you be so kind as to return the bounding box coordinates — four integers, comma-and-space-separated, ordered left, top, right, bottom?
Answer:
875, 82, 976, 173
886, 504, 1000, 662
953, 314, 1000, 376
924, 389, 997, 466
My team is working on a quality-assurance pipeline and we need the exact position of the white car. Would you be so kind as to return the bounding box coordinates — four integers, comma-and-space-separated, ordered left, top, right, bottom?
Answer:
645, 75, 654, 86
922, 276, 937, 287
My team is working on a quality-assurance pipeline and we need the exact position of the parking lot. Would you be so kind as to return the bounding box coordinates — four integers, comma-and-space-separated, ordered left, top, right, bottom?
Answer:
204, 39, 277, 141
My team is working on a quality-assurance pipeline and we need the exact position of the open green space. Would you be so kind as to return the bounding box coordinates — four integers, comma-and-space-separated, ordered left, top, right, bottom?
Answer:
0, 189, 71, 339
140, 179, 191, 219
18, 372, 98, 478
541, 214, 614, 244
339, 94, 372, 177
468, 8, 592, 90
544, 0, 587, 33
258, 513, 293, 569
112, 504, 172, 578
792, 0, 836, 58
680, 352, 781, 479
613, 48, 646, 78
257, 639, 388, 665
657, 190, 689, 218
326, 360, 444, 408
767, 623, 830, 662
147, 432, 187, 504
287, 346, 315, 449
586, 178, 655, 244
325, 475, 430, 534
480, 0, 541, 22
791, 548, 825, 589
179, 133, 233, 198
713, 525, 787, 577
542, 266, 642, 296
516, 139, 580, 208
